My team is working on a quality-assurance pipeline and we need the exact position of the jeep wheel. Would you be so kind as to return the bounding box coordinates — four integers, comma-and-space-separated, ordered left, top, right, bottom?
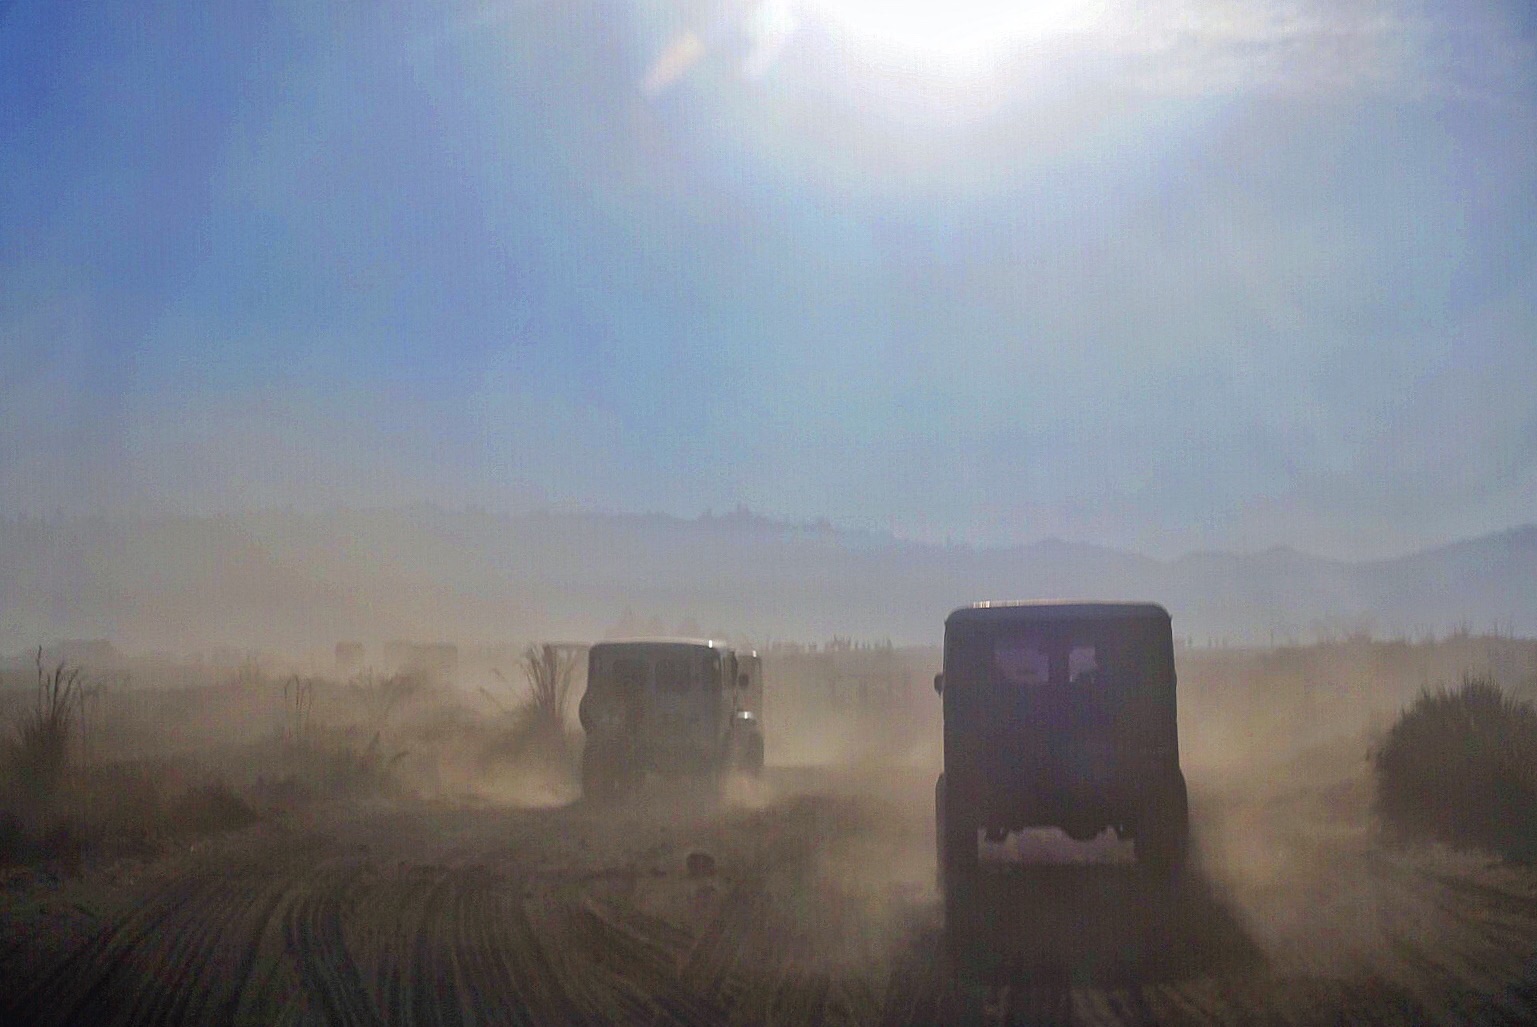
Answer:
936, 773, 982, 963
581, 741, 630, 803
740, 732, 764, 776
723, 729, 765, 778
1135, 770, 1190, 878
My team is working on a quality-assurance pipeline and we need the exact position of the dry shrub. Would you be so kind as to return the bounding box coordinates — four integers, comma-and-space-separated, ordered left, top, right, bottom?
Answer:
282, 674, 317, 748
280, 726, 408, 800
66, 762, 168, 857
7, 649, 84, 808
471, 645, 583, 803
1, 652, 88, 867
166, 780, 258, 836
345, 669, 427, 733
276, 674, 415, 800
519, 643, 578, 737
1373, 675, 1537, 858
0, 759, 258, 870
484, 644, 580, 759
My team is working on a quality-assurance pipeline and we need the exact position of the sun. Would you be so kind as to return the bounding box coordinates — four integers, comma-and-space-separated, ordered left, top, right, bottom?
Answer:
808, 0, 1109, 65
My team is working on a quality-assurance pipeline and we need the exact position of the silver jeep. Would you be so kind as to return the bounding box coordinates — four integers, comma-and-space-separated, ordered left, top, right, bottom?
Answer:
579, 639, 764, 799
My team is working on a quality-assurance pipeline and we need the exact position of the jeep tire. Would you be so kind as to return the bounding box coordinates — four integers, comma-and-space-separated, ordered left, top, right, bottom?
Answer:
581, 740, 631, 803
1134, 769, 1189, 878
739, 731, 765, 776
936, 773, 982, 964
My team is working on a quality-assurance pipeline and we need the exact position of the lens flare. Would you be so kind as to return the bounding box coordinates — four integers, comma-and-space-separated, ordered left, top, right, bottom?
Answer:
643, 0, 799, 96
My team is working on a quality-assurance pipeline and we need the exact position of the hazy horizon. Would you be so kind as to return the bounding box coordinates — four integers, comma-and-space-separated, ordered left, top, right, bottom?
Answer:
1, 506, 1533, 654
3, 0, 1535, 563
1, 501, 1533, 565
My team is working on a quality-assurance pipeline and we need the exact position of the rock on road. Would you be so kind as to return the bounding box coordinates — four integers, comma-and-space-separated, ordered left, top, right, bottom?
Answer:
3, 768, 1537, 1025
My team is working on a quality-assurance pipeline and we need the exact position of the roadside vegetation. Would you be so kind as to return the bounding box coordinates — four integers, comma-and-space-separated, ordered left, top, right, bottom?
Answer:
260, 670, 417, 804
0, 649, 268, 871
0, 657, 440, 873
4, 630, 1534, 871
1373, 675, 1537, 859
0, 641, 597, 874
477, 644, 583, 803
8, 650, 82, 809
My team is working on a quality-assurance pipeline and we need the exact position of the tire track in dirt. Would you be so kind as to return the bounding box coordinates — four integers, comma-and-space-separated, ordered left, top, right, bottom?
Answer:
444, 866, 526, 1027
408, 872, 462, 1027
416, 860, 594, 1026
1424, 869, 1537, 926
1092, 985, 1162, 1027
711, 797, 872, 1026
132, 857, 302, 1027
5, 846, 310, 1027
129, 873, 253, 1026
3, 795, 878, 1027
678, 883, 767, 1016
891, 842, 1537, 1027
1159, 975, 1290, 1027
5, 868, 225, 1025
208, 870, 298, 1024
404, 860, 593, 1027
369, 865, 441, 1027
461, 863, 591, 1027
507, 793, 868, 1026
283, 860, 384, 1027
10, 780, 1537, 1026
1408, 871, 1537, 1024
539, 874, 668, 1025
577, 891, 730, 1024
553, 794, 833, 1026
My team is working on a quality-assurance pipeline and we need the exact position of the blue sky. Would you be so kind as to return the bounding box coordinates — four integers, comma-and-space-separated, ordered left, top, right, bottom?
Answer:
1, 0, 1533, 558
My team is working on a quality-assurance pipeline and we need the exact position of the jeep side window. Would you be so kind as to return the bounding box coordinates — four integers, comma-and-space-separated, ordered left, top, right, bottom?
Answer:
655, 655, 692, 692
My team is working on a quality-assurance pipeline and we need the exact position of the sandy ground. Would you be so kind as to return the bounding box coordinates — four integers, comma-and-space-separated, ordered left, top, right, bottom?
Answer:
2, 765, 1537, 1025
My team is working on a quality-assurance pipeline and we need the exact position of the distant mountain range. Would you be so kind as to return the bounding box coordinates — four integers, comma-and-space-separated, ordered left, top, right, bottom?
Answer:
0, 508, 1532, 654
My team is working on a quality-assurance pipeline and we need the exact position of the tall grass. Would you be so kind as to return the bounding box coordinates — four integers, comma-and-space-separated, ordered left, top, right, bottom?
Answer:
282, 674, 317, 748
8, 649, 84, 806
1373, 675, 1537, 857
481, 643, 582, 776
276, 673, 412, 798
520, 643, 578, 734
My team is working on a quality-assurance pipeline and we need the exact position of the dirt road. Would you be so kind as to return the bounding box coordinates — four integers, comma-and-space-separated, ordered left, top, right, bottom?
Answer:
3, 768, 1537, 1025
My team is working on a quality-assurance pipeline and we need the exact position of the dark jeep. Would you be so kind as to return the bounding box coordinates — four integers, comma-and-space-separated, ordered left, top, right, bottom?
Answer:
579, 639, 764, 800
935, 602, 1189, 921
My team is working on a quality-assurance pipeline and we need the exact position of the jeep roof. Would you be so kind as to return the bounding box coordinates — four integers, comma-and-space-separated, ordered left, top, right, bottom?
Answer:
945, 601, 1169, 627
590, 638, 728, 649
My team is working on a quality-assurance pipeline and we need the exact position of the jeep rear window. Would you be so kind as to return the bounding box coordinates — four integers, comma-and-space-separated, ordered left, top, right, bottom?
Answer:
994, 639, 1049, 686
1069, 645, 1099, 685
992, 636, 1101, 688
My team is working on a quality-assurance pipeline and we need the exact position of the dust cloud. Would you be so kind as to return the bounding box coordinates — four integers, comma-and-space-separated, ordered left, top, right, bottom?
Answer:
750, 633, 1537, 997
4, 612, 1536, 1024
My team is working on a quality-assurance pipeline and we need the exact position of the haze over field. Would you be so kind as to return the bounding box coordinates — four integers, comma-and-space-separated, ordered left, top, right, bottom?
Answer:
2, 0, 1534, 566
1, 509, 1534, 654
7, 6, 1537, 1025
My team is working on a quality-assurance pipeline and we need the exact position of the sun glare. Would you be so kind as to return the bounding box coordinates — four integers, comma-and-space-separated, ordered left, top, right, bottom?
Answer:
811, 0, 1108, 64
